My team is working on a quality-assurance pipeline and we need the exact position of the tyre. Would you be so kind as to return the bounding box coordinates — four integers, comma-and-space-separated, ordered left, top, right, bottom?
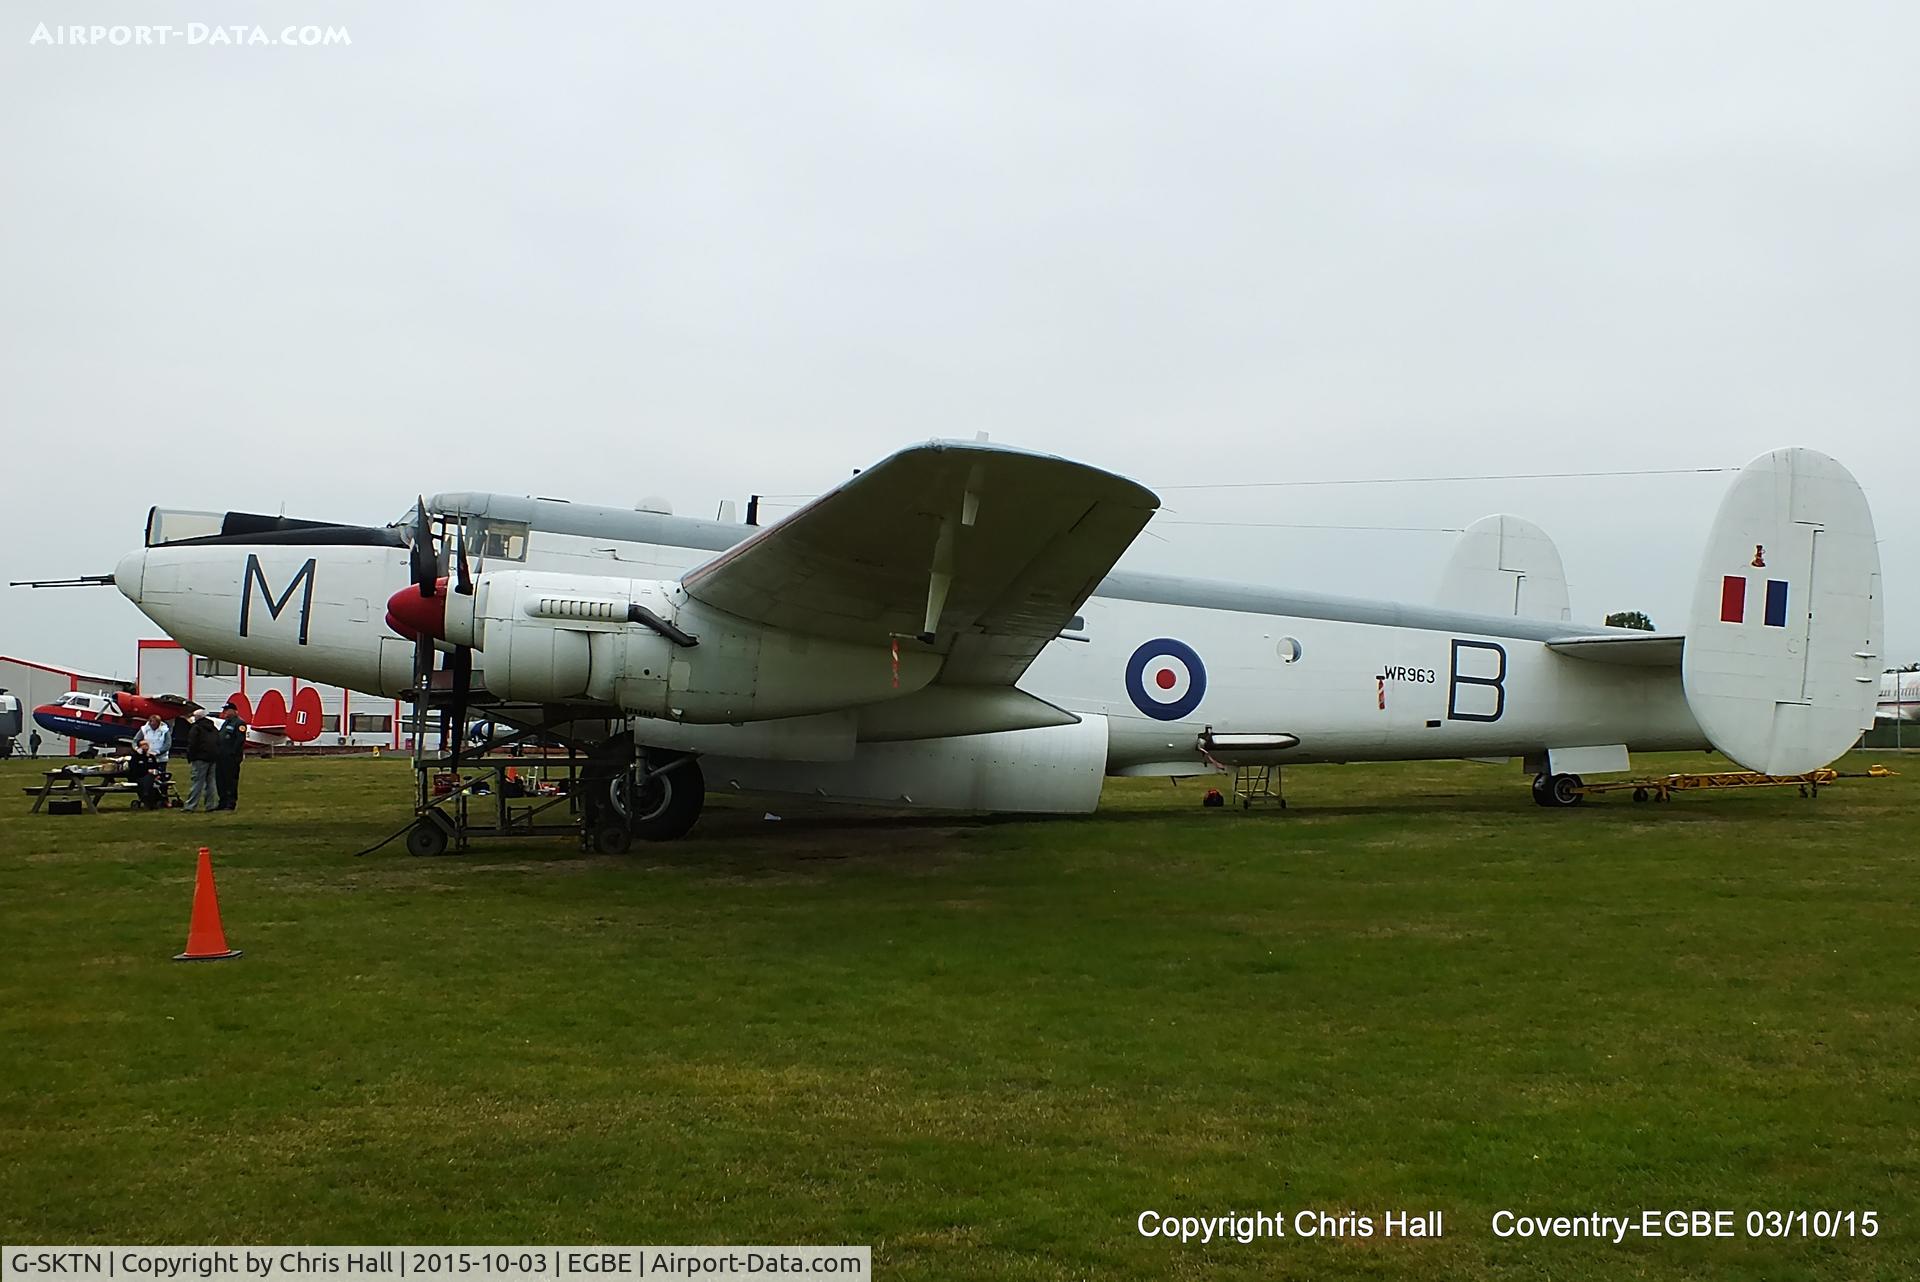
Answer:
405, 819, 449, 857
1530, 773, 1551, 806
593, 823, 633, 855
633, 757, 706, 841
1546, 773, 1584, 807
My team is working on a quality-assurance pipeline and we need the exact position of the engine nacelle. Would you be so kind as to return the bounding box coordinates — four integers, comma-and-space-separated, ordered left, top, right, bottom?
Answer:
482, 615, 596, 702
452, 570, 939, 720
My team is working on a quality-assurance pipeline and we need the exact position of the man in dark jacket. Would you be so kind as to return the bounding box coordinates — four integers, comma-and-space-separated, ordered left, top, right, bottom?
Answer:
126, 739, 165, 810
183, 710, 220, 811
214, 703, 247, 811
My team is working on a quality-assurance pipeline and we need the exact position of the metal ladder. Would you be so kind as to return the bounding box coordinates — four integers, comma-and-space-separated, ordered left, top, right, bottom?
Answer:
1232, 764, 1287, 809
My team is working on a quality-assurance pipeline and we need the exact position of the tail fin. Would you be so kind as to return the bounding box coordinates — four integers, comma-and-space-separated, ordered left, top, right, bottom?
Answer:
1682, 448, 1883, 774
1436, 515, 1572, 622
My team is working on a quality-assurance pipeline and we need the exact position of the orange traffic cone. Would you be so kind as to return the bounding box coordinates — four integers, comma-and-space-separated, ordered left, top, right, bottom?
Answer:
174, 846, 242, 962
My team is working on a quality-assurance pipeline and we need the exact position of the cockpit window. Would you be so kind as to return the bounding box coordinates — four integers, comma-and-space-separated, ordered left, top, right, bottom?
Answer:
145, 508, 227, 547
475, 519, 530, 563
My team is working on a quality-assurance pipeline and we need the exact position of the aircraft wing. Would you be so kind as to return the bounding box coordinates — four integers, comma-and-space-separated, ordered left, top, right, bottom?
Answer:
1545, 633, 1686, 667
681, 441, 1158, 683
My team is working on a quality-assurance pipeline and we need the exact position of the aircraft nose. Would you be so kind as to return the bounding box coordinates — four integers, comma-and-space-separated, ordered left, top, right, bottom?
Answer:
386, 580, 448, 641
114, 549, 146, 603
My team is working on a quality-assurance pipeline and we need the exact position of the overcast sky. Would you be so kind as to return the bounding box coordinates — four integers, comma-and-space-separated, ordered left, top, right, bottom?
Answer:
3, 1, 1915, 680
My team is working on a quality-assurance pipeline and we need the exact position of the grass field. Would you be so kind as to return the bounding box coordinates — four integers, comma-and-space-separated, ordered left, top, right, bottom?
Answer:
1, 751, 1915, 1279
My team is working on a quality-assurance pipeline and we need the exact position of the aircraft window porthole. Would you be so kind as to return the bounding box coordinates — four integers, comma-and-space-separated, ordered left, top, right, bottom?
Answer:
1277, 637, 1303, 663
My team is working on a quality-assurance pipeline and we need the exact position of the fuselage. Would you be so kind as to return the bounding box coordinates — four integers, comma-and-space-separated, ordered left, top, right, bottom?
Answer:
32, 691, 138, 747
1031, 574, 1704, 769
117, 495, 1706, 776
31, 690, 193, 748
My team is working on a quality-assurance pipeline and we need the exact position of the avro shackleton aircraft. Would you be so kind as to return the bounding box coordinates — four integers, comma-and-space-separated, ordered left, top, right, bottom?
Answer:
98, 441, 1881, 844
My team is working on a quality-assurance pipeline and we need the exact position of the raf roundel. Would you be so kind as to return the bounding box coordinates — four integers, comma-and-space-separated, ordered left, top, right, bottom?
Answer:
1125, 638, 1207, 721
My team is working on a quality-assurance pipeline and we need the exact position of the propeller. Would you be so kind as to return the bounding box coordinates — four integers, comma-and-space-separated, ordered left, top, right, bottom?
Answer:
392, 502, 479, 772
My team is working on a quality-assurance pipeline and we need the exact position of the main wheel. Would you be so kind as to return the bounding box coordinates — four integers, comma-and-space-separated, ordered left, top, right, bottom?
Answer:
1530, 773, 1552, 806
631, 756, 706, 841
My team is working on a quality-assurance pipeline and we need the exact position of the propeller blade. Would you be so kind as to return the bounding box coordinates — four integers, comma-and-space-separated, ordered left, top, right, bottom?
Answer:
453, 522, 473, 596
447, 646, 472, 772
412, 498, 437, 598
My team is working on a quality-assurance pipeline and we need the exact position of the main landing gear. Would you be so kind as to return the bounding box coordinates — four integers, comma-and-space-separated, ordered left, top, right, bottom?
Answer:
590, 753, 706, 853
1531, 772, 1584, 807
392, 715, 708, 857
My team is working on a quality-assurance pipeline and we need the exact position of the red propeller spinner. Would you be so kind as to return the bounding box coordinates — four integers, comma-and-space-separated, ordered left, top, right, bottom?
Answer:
386, 578, 449, 641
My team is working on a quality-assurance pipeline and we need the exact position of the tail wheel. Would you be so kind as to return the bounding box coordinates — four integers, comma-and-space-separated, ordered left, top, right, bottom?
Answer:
1546, 773, 1585, 807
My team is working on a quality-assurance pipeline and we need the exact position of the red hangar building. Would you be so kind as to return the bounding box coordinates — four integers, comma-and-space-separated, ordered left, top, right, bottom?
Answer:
136, 638, 409, 751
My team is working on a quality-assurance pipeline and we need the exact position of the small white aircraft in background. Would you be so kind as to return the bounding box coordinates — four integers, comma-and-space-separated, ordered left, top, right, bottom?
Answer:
90, 442, 1881, 844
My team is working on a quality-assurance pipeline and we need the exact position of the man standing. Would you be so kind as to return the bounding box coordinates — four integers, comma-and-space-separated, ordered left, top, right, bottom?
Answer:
137, 713, 171, 764
28, 729, 42, 759
183, 709, 220, 812
214, 702, 247, 811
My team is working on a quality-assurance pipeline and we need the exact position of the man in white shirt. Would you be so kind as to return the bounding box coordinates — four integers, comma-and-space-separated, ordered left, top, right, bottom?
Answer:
136, 714, 171, 763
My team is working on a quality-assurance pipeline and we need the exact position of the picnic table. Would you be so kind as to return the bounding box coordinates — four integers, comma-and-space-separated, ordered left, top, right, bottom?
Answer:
23, 766, 176, 813
25, 768, 106, 813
